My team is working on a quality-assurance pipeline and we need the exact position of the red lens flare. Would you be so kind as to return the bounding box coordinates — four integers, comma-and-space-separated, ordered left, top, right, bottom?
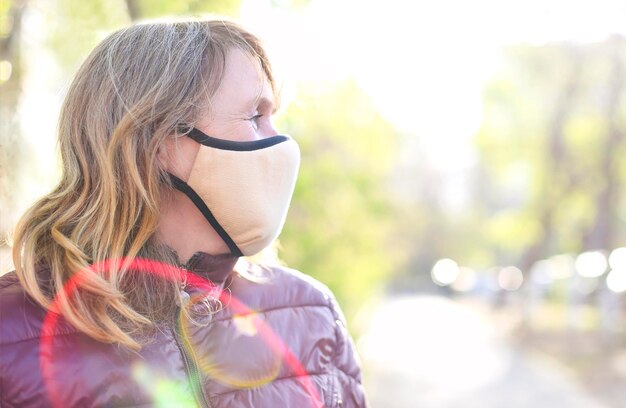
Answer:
39, 258, 323, 408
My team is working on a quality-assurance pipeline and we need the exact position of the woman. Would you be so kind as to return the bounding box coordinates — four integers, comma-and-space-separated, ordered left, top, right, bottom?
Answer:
0, 19, 367, 407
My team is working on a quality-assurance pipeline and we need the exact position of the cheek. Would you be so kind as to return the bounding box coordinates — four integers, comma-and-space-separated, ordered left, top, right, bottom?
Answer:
233, 123, 260, 141
205, 120, 259, 142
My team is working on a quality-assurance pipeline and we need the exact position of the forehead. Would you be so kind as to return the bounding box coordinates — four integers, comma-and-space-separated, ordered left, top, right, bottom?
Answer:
212, 48, 273, 112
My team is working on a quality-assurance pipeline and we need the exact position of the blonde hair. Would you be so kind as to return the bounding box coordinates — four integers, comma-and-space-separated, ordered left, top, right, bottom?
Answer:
12, 19, 277, 350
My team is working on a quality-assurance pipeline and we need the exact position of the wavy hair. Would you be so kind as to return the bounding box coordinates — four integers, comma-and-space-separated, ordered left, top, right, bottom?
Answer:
12, 19, 277, 350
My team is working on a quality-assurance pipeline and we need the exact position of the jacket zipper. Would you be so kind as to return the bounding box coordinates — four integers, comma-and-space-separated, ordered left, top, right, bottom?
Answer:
172, 307, 212, 408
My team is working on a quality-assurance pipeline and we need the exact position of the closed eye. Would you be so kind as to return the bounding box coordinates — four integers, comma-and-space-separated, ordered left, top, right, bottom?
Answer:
248, 113, 263, 130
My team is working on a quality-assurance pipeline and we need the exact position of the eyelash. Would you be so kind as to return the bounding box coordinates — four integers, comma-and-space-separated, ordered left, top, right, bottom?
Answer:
248, 113, 263, 128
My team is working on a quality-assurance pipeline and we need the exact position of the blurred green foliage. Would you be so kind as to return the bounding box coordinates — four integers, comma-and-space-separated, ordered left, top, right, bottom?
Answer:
472, 38, 626, 271
386, 37, 626, 292
126, 0, 241, 20
45, 0, 240, 71
277, 80, 404, 316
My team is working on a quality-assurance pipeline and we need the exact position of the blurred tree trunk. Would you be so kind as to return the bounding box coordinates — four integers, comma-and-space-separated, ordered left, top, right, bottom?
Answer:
583, 37, 625, 251
518, 48, 582, 273
124, 0, 141, 21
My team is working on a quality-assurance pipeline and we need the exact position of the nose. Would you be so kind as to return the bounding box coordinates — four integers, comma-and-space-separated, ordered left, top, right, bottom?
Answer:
260, 122, 279, 139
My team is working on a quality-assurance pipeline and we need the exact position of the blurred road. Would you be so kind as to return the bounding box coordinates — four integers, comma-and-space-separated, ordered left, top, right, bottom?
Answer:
357, 295, 608, 408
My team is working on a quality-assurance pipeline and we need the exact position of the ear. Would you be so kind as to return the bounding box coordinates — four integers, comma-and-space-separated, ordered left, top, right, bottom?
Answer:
158, 134, 199, 182
157, 136, 175, 173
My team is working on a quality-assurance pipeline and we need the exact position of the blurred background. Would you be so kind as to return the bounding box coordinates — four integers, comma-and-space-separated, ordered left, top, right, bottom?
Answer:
2, 0, 626, 406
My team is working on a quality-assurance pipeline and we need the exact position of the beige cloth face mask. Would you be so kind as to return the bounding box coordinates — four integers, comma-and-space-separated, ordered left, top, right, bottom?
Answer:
169, 128, 300, 257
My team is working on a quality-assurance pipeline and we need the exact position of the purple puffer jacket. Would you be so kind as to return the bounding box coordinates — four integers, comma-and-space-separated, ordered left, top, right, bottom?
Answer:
0, 254, 367, 407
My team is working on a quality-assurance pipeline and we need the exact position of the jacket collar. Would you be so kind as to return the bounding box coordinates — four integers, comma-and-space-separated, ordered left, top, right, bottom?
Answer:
179, 251, 239, 287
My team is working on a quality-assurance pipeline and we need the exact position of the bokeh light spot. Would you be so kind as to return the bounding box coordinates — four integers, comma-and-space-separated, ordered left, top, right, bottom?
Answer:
431, 258, 459, 286
607, 269, 626, 293
608, 247, 626, 271
497, 266, 524, 291
575, 251, 607, 278
450, 267, 477, 292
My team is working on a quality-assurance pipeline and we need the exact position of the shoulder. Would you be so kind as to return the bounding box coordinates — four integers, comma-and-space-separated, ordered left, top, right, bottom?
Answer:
0, 271, 77, 346
227, 262, 338, 313
0, 270, 21, 291
0, 271, 45, 345
204, 263, 367, 405
223, 262, 351, 340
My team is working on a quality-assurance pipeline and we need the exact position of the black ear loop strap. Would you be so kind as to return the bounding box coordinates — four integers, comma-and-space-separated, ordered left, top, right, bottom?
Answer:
187, 127, 290, 151
168, 173, 244, 257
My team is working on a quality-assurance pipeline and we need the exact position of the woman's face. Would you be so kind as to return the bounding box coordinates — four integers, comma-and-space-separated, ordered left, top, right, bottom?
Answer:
158, 48, 279, 259
199, 48, 278, 142
163, 47, 278, 181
